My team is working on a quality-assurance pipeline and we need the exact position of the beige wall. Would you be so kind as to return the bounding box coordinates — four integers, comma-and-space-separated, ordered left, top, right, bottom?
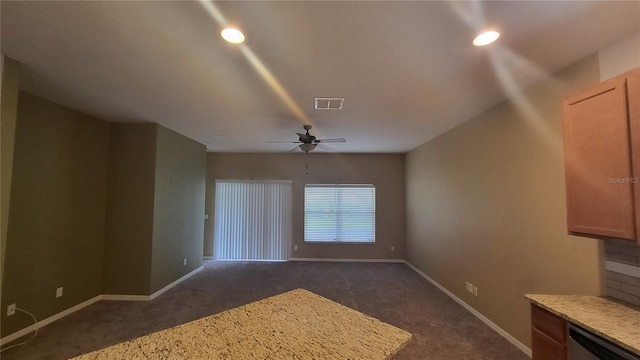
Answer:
150, 126, 206, 293
103, 123, 157, 295
205, 153, 405, 260
104, 123, 207, 295
1, 57, 20, 296
1, 90, 207, 337
405, 54, 605, 348
598, 29, 640, 81
1, 93, 110, 336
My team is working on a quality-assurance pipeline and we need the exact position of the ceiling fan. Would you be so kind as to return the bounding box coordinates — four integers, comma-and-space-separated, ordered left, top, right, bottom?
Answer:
269, 125, 346, 153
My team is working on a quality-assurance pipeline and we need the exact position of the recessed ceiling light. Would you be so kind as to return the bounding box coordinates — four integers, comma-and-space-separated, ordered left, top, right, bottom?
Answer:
221, 27, 245, 44
473, 30, 500, 46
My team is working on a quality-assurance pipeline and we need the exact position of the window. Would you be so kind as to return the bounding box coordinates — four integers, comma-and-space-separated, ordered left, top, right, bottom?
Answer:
304, 184, 375, 243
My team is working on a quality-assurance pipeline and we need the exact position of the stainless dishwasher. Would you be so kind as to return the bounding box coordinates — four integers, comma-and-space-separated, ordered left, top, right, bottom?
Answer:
568, 323, 639, 360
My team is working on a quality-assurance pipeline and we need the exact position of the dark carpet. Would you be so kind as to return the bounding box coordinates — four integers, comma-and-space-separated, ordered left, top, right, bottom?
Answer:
1, 261, 530, 359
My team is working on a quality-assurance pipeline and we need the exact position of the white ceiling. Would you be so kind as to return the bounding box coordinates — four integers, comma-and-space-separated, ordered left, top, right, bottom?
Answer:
2, 1, 639, 153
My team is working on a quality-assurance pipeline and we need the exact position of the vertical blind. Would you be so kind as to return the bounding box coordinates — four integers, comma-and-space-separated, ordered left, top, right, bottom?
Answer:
214, 180, 291, 261
304, 184, 375, 243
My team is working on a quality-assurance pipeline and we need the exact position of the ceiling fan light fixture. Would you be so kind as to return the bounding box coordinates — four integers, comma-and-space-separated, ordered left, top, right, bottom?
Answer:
299, 143, 317, 153
473, 30, 500, 46
221, 27, 245, 44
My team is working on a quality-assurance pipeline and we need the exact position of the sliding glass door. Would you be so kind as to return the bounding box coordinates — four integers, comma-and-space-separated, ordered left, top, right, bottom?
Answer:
214, 180, 291, 261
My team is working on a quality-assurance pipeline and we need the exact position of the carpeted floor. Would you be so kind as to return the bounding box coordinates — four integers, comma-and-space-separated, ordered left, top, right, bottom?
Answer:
71, 288, 412, 359
1, 261, 530, 360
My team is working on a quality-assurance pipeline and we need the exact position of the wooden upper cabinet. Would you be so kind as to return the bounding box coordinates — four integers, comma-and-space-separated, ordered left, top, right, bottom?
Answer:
628, 71, 640, 243
563, 68, 640, 242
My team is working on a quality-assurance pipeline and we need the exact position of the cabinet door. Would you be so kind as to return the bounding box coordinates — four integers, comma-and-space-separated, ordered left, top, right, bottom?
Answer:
628, 70, 640, 244
531, 305, 566, 344
531, 305, 567, 360
532, 328, 566, 360
563, 77, 635, 239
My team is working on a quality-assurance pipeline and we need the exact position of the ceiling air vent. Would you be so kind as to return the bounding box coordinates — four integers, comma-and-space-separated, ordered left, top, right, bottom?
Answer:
315, 97, 344, 110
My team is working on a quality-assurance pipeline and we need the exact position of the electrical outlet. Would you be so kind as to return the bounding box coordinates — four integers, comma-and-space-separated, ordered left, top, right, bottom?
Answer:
391, 246, 395, 252
465, 282, 473, 293
7, 303, 16, 316
293, 244, 298, 251
473, 286, 478, 296
56, 287, 63, 298
183, 258, 187, 266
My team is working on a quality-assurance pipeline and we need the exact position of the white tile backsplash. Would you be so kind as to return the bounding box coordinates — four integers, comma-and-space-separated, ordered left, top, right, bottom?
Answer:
604, 240, 640, 307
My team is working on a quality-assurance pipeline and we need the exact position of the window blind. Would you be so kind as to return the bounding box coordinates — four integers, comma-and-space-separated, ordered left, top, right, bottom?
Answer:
214, 180, 291, 261
304, 184, 375, 243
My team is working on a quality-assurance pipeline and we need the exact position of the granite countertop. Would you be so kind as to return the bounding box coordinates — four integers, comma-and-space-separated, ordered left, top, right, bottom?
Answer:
72, 288, 412, 359
525, 294, 640, 355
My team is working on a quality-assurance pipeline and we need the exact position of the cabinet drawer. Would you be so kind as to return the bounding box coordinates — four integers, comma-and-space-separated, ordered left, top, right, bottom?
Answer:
531, 304, 566, 343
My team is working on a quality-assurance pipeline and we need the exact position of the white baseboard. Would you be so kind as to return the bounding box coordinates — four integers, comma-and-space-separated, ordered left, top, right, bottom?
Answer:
149, 266, 203, 300
404, 261, 532, 358
289, 257, 405, 263
0, 295, 102, 346
0, 266, 203, 346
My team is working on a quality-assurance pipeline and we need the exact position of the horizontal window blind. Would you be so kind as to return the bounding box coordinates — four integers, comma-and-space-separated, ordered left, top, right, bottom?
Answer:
304, 184, 375, 243
214, 180, 291, 261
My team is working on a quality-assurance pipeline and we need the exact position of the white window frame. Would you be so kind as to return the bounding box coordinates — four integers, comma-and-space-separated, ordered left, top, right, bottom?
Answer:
304, 184, 375, 244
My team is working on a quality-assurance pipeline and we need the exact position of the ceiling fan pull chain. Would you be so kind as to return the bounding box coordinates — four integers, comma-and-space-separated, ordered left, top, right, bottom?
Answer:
305, 152, 309, 175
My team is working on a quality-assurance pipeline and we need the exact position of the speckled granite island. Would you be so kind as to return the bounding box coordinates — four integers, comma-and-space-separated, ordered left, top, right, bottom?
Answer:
72, 289, 412, 359
525, 294, 640, 356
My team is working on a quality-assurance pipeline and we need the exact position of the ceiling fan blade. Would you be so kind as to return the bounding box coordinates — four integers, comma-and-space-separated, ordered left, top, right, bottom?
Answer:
267, 141, 301, 143
317, 144, 335, 152
288, 145, 301, 152
315, 138, 346, 143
